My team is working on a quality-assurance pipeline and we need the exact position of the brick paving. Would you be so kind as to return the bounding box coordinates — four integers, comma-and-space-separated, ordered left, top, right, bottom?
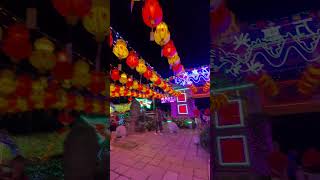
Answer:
110, 129, 209, 180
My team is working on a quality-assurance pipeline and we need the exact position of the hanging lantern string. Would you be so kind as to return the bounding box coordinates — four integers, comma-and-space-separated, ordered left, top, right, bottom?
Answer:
110, 26, 164, 80
0, 7, 96, 68
110, 65, 169, 95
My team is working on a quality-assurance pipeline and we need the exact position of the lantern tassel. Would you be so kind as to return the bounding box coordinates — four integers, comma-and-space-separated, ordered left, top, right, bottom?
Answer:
26, 7, 37, 29
150, 28, 154, 41
95, 43, 102, 71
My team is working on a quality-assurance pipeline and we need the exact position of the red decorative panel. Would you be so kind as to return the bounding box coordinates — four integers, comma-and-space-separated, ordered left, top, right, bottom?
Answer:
178, 104, 188, 114
217, 136, 250, 166
215, 100, 244, 128
177, 93, 187, 102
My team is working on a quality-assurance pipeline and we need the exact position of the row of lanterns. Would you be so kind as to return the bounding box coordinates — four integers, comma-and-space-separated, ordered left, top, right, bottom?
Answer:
203, 82, 211, 93
0, 68, 107, 109
111, 38, 181, 97
52, 0, 109, 42
0, 24, 107, 96
0, 91, 106, 114
141, 0, 185, 75
110, 67, 181, 98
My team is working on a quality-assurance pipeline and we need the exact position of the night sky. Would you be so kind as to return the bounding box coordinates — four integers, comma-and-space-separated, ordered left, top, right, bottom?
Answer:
111, 0, 210, 78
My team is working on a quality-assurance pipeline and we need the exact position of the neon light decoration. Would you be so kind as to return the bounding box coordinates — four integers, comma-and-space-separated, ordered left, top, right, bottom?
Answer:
135, 98, 152, 109
111, 103, 131, 113
161, 96, 176, 103
211, 18, 320, 77
173, 66, 210, 86
217, 135, 250, 166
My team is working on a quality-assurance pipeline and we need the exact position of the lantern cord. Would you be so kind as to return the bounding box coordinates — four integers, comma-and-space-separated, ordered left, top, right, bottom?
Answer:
95, 43, 103, 71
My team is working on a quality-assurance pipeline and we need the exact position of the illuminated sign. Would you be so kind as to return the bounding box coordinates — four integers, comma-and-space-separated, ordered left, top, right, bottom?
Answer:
135, 98, 152, 109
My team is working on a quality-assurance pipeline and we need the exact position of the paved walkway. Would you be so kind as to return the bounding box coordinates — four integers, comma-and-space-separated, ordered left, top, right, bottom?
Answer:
110, 129, 209, 180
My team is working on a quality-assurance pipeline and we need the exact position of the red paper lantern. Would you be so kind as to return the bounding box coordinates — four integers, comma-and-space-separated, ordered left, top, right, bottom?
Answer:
16, 75, 32, 97
142, 0, 163, 28
2, 39, 32, 62
138, 84, 143, 91
126, 51, 139, 69
66, 94, 76, 109
52, 61, 73, 81
111, 69, 120, 81
162, 40, 176, 58
155, 79, 162, 85
114, 85, 120, 93
126, 77, 133, 88
128, 96, 133, 102
89, 71, 106, 95
84, 99, 93, 113
172, 63, 183, 73
7, 97, 17, 112
44, 90, 58, 108
52, 0, 92, 24
143, 68, 153, 79
6, 24, 30, 41
58, 112, 75, 126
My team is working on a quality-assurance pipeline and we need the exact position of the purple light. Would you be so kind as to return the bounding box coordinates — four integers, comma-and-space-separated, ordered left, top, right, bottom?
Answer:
173, 66, 210, 86
161, 97, 176, 103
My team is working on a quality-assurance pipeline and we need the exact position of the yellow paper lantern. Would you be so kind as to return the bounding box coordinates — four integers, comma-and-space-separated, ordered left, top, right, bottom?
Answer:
54, 91, 67, 110
120, 86, 125, 93
113, 39, 129, 59
31, 92, 44, 109
154, 22, 170, 46
72, 73, 91, 88
142, 86, 147, 93
119, 73, 128, 84
0, 70, 16, 96
150, 73, 158, 82
16, 98, 28, 112
30, 51, 56, 73
136, 59, 147, 74
110, 83, 115, 92
32, 80, 46, 94
92, 100, 102, 113
132, 80, 139, 90
74, 60, 90, 75
82, 0, 110, 42
0, 97, 8, 111
34, 37, 55, 52
62, 79, 72, 89
168, 53, 180, 65
75, 96, 85, 111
